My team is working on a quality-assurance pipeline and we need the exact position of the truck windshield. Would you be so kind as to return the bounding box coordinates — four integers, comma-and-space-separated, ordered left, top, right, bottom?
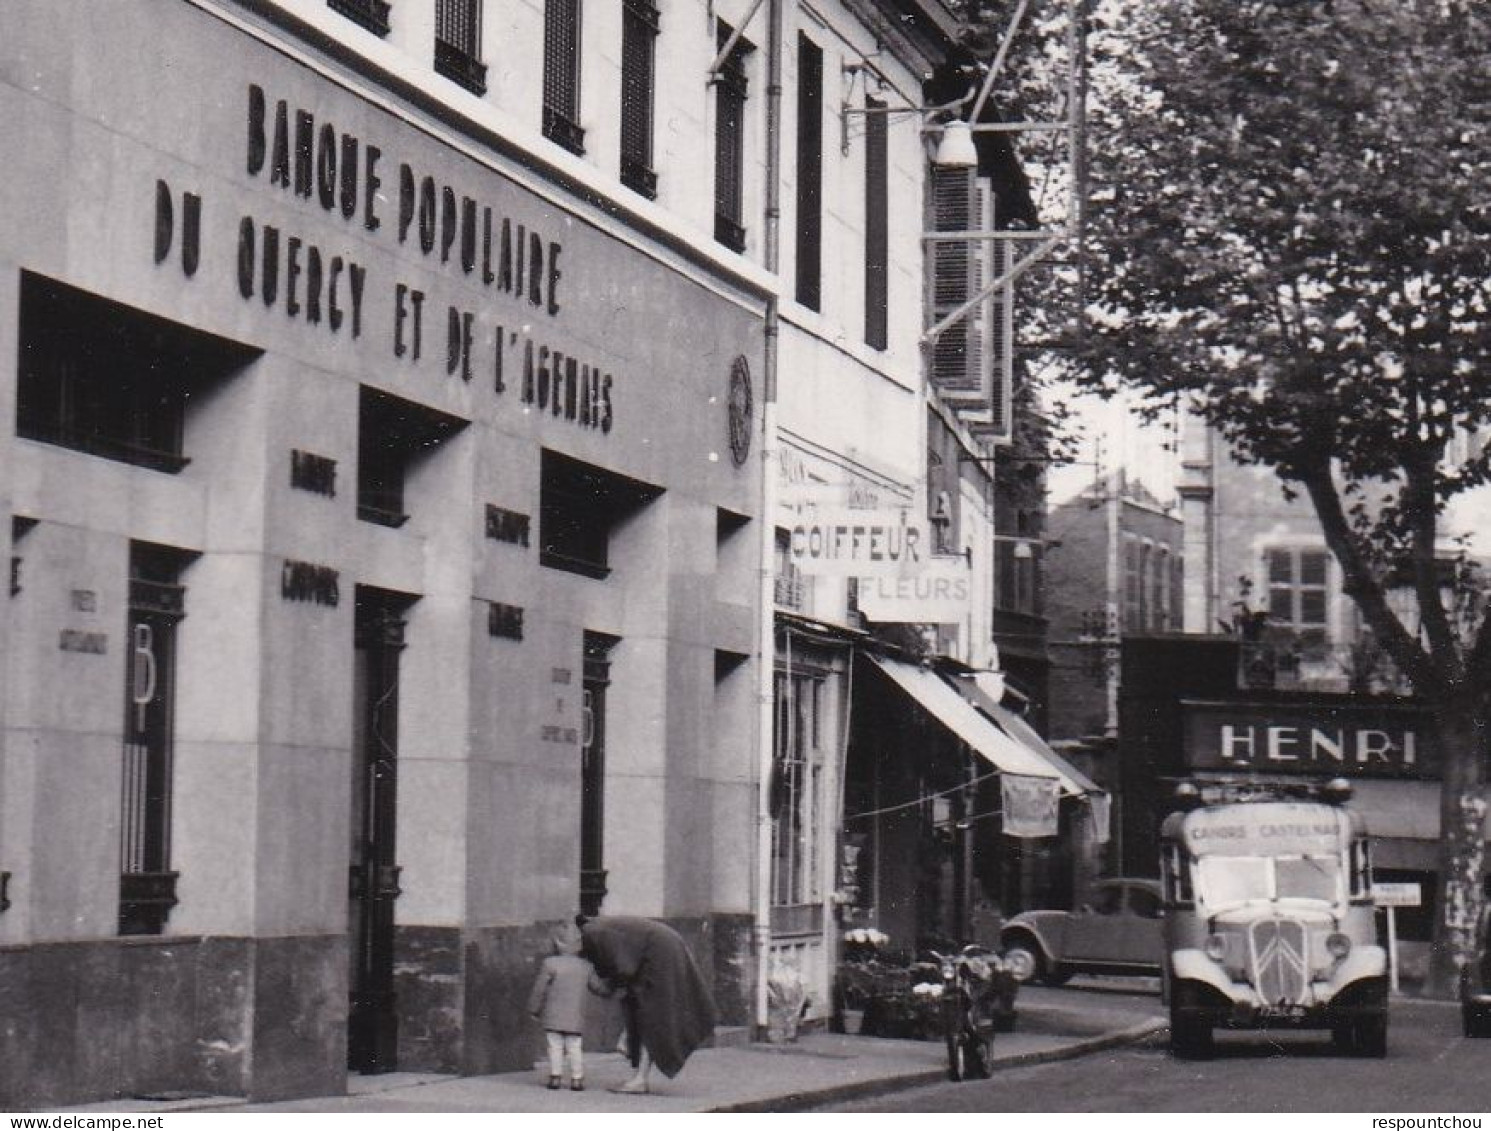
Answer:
1195, 854, 1342, 908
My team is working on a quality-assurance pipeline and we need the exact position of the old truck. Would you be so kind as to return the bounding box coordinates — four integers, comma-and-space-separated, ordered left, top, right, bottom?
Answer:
1159, 781, 1388, 1059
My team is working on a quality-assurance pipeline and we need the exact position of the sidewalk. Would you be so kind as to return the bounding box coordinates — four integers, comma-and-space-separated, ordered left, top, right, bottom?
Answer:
59, 986, 1165, 1115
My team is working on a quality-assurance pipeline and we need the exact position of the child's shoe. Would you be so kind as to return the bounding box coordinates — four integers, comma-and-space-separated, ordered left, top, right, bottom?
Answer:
571, 1079, 585, 1092
546, 1076, 561, 1090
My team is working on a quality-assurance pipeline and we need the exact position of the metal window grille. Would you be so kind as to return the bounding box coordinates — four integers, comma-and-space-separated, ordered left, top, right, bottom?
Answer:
434, 0, 487, 93
543, 0, 586, 154
119, 545, 187, 936
436, 0, 479, 56
713, 25, 750, 251
795, 35, 822, 309
863, 96, 888, 349
328, 0, 391, 37
620, 0, 659, 197
580, 633, 617, 917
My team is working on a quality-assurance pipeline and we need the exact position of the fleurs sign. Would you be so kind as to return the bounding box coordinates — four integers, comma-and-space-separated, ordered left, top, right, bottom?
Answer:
1181, 700, 1436, 778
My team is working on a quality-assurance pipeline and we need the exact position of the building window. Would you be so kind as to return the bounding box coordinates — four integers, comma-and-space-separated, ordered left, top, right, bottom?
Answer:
580, 632, 619, 918
794, 34, 823, 309
771, 669, 825, 914
119, 542, 195, 936
620, 0, 659, 198
773, 528, 807, 611
863, 96, 889, 350
543, 0, 586, 155
1138, 542, 1152, 631
1123, 536, 1141, 631
539, 450, 662, 579
17, 273, 254, 474
357, 387, 467, 528
1157, 546, 1173, 630
713, 23, 752, 253
1267, 546, 1330, 656
328, 0, 391, 37
434, 0, 487, 94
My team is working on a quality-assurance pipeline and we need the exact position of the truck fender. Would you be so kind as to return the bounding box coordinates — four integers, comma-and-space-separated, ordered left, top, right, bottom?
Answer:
1325, 946, 1388, 992
1169, 949, 1237, 1000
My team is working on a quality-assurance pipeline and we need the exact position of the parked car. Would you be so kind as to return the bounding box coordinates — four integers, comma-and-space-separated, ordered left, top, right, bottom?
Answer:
999, 878, 1165, 985
1462, 903, 1491, 1038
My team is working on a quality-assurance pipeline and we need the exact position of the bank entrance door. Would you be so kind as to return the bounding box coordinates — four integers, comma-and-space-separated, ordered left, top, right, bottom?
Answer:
348, 588, 410, 1073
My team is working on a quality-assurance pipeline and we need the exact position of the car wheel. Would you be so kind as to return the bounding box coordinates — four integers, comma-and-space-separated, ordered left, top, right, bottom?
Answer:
1002, 941, 1042, 984
1352, 1014, 1388, 1058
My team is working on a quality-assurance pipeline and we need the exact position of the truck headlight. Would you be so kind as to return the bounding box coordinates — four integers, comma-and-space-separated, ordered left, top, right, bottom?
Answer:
1204, 933, 1228, 963
1325, 932, 1352, 960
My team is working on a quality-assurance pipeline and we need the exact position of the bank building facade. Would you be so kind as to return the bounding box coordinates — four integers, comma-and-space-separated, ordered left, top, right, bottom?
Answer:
0, 0, 784, 1105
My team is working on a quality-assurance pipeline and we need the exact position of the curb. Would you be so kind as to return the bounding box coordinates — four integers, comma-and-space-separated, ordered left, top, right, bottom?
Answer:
708, 1017, 1167, 1114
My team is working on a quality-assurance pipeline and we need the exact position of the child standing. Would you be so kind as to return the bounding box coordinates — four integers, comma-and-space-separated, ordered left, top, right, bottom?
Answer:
527, 922, 603, 1091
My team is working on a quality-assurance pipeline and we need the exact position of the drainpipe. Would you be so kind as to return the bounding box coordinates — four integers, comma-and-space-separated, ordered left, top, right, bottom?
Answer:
753, 0, 786, 1039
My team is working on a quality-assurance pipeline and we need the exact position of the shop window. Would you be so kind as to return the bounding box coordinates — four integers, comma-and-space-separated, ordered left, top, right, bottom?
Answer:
17, 273, 256, 474
119, 541, 197, 936
713, 23, 752, 253
538, 450, 662, 579
357, 387, 467, 528
619, 0, 660, 198
434, 0, 487, 95
328, 0, 391, 37
795, 34, 823, 310
863, 96, 889, 350
1267, 546, 1330, 656
771, 668, 826, 922
543, 0, 586, 155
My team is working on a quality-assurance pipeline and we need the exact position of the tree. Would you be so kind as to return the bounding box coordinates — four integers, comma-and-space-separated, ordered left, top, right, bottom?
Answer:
1074, 0, 1491, 992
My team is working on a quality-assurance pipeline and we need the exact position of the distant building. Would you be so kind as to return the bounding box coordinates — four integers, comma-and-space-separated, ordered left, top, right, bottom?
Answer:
1045, 471, 1183, 751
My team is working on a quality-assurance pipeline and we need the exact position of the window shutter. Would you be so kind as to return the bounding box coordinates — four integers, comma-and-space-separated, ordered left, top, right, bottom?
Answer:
929, 166, 980, 396
928, 168, 1013, 443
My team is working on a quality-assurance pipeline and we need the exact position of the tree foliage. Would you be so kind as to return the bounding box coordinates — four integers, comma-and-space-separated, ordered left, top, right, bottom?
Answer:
1073, 0, 1491, 985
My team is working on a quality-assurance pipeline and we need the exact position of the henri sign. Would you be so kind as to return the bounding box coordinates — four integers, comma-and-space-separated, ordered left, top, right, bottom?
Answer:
1181, 700, 1435, 778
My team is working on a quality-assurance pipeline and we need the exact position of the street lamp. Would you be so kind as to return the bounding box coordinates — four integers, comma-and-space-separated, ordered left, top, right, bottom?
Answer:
930, 120, 979, 169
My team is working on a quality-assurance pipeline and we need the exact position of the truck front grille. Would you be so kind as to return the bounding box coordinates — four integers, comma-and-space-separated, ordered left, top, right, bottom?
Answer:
1248, 917, 1308, 1005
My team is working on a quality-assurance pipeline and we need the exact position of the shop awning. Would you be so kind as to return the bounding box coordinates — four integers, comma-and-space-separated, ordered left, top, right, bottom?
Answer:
867, 656, 1087, 796
953, 674, 1104, 798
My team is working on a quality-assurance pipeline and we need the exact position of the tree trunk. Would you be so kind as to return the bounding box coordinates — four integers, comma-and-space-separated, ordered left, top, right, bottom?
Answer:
1427, 699, 1489, 998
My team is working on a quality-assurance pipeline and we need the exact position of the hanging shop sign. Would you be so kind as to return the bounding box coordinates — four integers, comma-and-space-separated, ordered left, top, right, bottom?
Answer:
783, 506, 929, 577
855, 558, 971, 624
1181, 700, 1436, 779
1001, 774, 1060, 839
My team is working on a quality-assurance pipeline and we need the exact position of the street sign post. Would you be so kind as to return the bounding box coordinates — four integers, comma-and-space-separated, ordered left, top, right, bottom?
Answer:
1371, 881, 1422, 993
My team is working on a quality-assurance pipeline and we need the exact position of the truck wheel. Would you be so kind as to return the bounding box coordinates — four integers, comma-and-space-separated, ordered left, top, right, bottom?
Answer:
1170, 1015, 1213, 1060
1352, 1014, 1388, 1058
